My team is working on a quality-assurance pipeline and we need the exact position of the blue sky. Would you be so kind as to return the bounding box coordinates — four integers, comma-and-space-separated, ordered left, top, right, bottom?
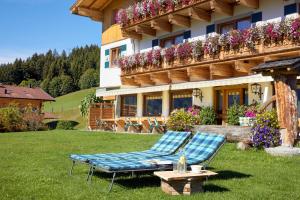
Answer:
0, 0, 102, 64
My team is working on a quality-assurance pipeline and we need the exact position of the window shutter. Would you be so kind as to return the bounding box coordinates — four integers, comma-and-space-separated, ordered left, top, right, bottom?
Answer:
206, 24, 215, 34
183, 30, 191, 39
251, 12, 262, 23
104, 49, 110, 68
152, 39, 159, 47
284, 3, 297, 16
120, 44, 127, 57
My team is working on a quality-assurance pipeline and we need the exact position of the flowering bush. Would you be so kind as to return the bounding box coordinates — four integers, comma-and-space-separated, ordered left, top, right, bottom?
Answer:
187, 105, 200, 116
167, 108, 199, 131
0, 104, 46, 132
244, 104, 259, 118
176, 42, 193, 60
251, 109, 281, 148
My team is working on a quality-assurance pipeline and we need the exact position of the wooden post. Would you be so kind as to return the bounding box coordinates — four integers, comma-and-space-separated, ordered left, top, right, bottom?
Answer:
274, 75, 298, 147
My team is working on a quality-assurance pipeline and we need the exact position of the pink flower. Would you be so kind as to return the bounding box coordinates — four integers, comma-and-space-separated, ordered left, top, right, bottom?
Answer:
164, 47, 175, 62
176, 42, 193, 60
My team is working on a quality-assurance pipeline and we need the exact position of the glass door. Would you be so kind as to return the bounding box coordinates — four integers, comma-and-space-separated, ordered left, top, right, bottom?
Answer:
214, 86, 248, 124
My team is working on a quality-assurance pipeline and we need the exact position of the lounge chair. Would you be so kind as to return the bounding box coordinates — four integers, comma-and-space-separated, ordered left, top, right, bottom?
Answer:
88, 133, 226, 192
69, 131, 191, 175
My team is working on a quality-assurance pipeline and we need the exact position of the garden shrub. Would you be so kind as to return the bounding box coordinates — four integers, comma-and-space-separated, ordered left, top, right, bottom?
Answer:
199, 106, 217, 125
80, 93, 103, 117
227, 104, 246, 125
22, 107, 46, 131
167, 109, 198, 131
251, 109, 281, 148
0, 105, 24, 132
56, 121, 79, 130
0, 104, 47, 132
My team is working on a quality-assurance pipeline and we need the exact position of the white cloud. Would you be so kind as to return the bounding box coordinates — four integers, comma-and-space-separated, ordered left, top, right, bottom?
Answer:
0, 50, 32, 64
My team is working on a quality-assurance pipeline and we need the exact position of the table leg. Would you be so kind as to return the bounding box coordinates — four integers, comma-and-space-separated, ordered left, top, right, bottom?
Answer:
161, 178, 204, 195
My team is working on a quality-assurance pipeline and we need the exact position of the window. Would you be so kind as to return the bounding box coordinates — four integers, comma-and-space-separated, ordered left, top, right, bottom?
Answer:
218, 17, 251, 34
171, 91, 192, 110
144, 94, 162, 116
160, 34, 184, 48
110, 47, 121, 67
121, 95, 137, 117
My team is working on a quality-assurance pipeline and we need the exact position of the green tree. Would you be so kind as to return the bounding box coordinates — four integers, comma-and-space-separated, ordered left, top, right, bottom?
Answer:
48, 77, 61, 97
79, 69, 99, 89
40, 78, 50, 93
19, 79, 40, 88
60, 75, 74, 96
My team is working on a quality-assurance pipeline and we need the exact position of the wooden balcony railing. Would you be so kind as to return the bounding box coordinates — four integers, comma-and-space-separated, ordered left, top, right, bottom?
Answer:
119, 17, 300, 86
117, 0, 259, 39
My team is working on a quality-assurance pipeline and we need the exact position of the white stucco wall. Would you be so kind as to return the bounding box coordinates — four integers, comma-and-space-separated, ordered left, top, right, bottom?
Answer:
100, 38, 135, 88
248, 82, 273, 105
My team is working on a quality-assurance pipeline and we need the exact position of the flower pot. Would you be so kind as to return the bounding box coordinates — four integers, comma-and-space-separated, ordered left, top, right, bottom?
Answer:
239, 117, 256, 127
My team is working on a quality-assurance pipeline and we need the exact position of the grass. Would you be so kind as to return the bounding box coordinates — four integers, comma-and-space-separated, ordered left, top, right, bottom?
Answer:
43, 88, 95, 129
0, 131, 299, 200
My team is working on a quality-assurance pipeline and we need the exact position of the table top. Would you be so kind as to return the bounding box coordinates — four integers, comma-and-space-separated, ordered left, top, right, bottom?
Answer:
154, 170, 218, 181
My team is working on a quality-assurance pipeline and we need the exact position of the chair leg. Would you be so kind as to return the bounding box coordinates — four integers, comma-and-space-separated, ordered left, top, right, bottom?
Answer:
87, 166, 94, 183
69, 160, 75, 176
108, 172, 116, 193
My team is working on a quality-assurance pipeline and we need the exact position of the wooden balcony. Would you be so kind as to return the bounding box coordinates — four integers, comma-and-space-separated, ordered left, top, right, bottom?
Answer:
121, 40, 300, 87
120, 0, 259, 39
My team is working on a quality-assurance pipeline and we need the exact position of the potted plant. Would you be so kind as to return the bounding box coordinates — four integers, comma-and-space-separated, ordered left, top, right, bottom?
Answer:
239, 105, 258, 127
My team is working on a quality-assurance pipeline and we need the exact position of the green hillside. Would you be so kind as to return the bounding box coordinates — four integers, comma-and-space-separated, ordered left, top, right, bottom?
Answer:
43, 88, 96, 129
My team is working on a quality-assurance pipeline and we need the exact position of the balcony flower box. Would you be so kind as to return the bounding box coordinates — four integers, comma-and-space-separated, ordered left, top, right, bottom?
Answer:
118, 18, 300, 76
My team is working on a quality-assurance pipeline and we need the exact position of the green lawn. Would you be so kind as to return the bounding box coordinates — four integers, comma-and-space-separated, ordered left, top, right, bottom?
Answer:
0, 131, 299, 200
43, 88, 96, 129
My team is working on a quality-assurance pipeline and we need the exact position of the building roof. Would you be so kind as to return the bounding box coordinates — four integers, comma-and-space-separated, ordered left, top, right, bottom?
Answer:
0, 84, 55, 101
252, 57, 300, 73
71, 0, 112, 21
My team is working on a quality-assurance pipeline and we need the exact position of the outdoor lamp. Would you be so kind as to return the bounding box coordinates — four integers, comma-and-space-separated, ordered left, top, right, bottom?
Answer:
192, 88, 204, 102
251, 83, 263, 100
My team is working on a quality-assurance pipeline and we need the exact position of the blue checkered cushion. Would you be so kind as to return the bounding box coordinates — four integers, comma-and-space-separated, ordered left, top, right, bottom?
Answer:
179, 132, 225, 165
89, 159, 157, 171
70, 131, 191, 162
90, 133, 225, 172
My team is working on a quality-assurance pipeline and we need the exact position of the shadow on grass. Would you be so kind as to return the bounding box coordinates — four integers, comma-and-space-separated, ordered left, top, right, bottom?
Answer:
212, 170, 252, 180
92, 171, 160, 188
92, 170, 249, 190
203, 184, 230, 193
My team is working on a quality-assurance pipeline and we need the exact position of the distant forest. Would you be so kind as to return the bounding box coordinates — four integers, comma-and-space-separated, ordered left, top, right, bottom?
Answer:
0, 45, 100, 97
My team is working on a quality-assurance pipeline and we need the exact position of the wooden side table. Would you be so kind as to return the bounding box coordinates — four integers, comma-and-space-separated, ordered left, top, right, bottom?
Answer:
154, 170, 218, 195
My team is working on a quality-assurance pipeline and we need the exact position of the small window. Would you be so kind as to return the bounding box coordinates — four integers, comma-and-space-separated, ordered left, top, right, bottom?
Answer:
144, 94, 162, 116
218, 17, 251, 34
284, 3, 297, 16
121, 95, 137, 117
160, 34, 184, 48
110, 47, 121, 67
171, 91, 192, 110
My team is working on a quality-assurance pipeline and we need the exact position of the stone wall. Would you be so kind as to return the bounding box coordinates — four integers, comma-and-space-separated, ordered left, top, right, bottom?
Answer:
193, 125, 252, 142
